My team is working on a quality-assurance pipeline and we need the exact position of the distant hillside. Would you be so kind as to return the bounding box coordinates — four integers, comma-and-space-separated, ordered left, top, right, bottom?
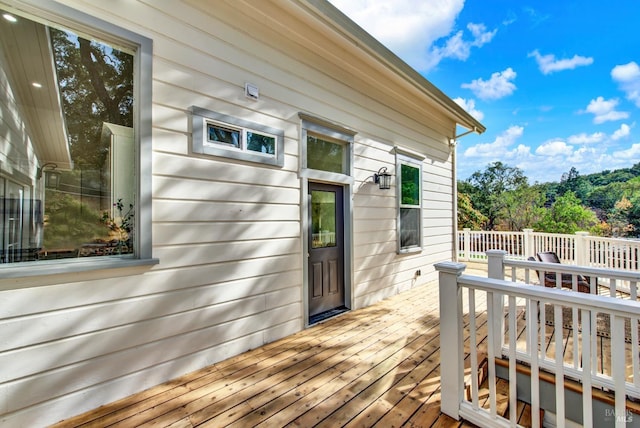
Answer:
459, 161, 640, 237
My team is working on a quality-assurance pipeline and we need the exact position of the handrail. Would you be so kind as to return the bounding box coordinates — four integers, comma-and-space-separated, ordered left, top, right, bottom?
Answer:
458, 228, 640, 272
437, 259, 640, 427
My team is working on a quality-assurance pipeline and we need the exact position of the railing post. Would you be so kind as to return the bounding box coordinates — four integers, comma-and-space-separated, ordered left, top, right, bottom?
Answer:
575, 231, 589, 266
487, 250, 507, 357
435, 261, 466, 420
523, 228, 534, 259
486, 250, 506, 280
462, 228, 471, 261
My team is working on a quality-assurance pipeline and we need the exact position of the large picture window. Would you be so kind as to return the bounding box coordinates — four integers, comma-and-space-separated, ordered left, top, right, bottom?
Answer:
397, 154, 423, 252
0, 4, 153, 273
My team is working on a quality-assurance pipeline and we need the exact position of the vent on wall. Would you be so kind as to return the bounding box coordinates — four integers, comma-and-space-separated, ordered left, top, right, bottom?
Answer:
245, 82, 259, 100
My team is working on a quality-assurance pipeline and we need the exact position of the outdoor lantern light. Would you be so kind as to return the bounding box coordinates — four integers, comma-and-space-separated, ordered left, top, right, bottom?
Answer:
374, 167, 392, 190
36, 163, 62, 190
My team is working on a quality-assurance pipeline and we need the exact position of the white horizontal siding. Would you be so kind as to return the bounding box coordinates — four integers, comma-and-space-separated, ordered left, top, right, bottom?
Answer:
0, 0, 462, 425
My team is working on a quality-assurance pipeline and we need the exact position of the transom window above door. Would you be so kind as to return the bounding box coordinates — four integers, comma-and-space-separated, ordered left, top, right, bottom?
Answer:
299, 113, 355, 184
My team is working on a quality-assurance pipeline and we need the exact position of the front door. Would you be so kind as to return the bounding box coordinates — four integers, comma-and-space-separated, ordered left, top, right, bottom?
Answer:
308, 182, 345, 317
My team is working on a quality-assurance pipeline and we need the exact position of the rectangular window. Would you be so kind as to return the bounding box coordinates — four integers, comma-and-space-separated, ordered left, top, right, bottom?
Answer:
299, 113, 355, 184
397, 155, 423, 252
0, 3, 154, 274
306, 134, 346, 174
193, 107, 284, 167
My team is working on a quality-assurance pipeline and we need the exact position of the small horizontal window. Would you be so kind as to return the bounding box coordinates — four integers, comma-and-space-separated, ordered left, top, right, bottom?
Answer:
192, 107, 284, 167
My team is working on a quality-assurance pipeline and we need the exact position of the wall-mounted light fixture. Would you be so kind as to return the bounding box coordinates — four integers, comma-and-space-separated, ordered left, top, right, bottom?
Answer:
36, 163, 61, 189
373, 167, 392, 190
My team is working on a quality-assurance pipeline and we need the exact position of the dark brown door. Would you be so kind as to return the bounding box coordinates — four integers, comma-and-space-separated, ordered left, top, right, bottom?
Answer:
308, 182, 344, 317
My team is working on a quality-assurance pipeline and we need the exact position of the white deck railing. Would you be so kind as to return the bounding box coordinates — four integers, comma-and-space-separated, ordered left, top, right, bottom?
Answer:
458, 228, 640, 270
437, 253, 640, 428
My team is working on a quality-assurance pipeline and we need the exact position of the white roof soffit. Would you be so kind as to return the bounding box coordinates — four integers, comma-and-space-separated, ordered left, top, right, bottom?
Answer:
0, 13, 72, 169
297, 0, 486, 135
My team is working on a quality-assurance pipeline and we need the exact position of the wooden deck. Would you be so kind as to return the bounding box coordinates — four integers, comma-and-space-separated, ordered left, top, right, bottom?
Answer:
52, 279, 500, 428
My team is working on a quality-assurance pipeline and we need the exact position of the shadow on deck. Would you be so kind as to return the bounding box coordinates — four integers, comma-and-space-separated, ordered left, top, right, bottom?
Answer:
53, 280, 475, 427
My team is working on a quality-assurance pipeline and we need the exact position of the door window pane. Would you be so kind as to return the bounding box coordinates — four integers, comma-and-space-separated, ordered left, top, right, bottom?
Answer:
311, 190, 337, 248
307, 135, 345, 174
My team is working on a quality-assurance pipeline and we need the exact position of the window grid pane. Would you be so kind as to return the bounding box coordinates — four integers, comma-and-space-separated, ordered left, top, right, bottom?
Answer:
401, 164, 420, 206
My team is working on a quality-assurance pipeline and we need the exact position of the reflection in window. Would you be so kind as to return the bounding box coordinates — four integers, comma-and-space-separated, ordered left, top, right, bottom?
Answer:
307, 135, 345, 174
311, 190, 337, 248
207, 124, 240, 148
0, 11, 136, 263
398, 160, 422, 251
247, 132, 275, 155
203, 120, 278, 158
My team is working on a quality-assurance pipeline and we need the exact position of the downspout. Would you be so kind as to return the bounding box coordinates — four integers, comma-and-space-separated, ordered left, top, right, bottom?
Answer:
451, 126, 478, 261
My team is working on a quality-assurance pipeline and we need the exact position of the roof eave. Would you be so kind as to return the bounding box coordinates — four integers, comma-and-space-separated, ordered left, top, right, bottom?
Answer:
297, 0, 486, 135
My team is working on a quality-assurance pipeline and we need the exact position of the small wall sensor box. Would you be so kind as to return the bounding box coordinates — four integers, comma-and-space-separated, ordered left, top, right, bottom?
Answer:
245, 82, 259, 100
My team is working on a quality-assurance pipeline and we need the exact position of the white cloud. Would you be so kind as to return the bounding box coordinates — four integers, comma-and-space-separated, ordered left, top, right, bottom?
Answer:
567, 132, 606, 145
436, 23, 497, 62
612, 143, 640, 159
611, 62, 640, 107
528, 50, 593, 75
584, 97, 629, 124
463, 125, 523, 157
328, 0, 462, 70
535, 140, 573, 156
611, 123, 631, 140
453, 97, 484, 121
328, 0, 495, 71
461, 68, 517, 100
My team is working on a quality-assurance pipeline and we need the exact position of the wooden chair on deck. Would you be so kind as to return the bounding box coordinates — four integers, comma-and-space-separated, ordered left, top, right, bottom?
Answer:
529, 251, 592, 294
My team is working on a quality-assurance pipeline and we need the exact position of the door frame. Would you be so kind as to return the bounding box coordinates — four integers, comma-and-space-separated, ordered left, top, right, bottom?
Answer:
302, 178, 353, 326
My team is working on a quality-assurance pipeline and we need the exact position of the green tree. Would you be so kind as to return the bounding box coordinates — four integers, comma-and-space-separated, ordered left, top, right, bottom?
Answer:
557, 167, 592, 202
499, 185, 546, 230
463, 162, 528, 230
534, 191, 598, 234
457, 192, 486, 229
51, 28, 133, 169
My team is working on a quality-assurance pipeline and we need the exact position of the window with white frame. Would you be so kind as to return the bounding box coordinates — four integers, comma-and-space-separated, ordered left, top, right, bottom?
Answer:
397, 153, 423, 252
192, 107, 284, 167
0, 3, 153, 273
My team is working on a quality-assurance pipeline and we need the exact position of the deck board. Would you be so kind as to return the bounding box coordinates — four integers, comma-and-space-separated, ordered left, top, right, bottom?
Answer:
50, 266, 637, 428
53, 280, 469, 428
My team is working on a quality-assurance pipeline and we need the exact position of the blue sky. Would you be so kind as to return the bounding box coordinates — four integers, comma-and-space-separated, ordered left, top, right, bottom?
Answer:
329, 0, 640, 184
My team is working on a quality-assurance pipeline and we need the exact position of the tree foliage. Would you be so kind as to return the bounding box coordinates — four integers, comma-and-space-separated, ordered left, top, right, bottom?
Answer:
461, 161, 528, 230
457, 192, 486, 229
533, 191, 598, 234
51, 28, 133, 169
460, 162, 640, 237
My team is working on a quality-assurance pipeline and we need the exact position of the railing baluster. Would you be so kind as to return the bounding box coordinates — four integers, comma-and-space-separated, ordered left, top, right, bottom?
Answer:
632, 282, 639, 389
486, 291, 497, 419
581, 308, 593, 428
528, 298, 541, 428
612, 315, 626, 427
508, 296, 517, 425
554, 303, 565, 424
468, 288, 479, 409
